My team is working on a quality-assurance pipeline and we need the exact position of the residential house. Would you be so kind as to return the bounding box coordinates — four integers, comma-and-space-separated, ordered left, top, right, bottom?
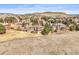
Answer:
51, 23, 67, 32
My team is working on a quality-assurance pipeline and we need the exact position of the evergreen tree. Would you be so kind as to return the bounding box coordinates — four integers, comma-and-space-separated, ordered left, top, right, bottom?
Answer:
0, 24, 6, 34
76, 24, 79, 31
41, 23, 51, 35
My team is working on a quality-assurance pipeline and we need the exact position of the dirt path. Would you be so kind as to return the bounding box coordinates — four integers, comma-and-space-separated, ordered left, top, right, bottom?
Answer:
0, 31, 79, 55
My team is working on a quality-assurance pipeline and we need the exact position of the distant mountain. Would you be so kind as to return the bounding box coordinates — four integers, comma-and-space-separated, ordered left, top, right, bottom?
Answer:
24, 12, 69, 17
70, 14, 79, 15
0, 13, 16, 15
0, 12, 78, 19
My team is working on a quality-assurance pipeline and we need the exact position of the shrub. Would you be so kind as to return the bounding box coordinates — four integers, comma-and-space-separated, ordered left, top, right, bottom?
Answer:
76, 24, 79, 31
41, 16, 51, 22
22, 21, 26, 27
69, 24, 76, 31
4, 17, 16, 23
55, 19, 61, 23
41, 23, 51, 35
0, 24, 6, 34
40, 21, 43, 26
0, 18, 4, 23
32, 19, 38, 25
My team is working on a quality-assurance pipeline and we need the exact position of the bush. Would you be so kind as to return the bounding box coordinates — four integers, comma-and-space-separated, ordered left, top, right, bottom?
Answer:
76, 24, 79, 31
0, 18, 4, 23
69, 24, 76, 31
31, 19, 38, 25
41, 23, 51, 35
41, 16, 51, 22
0, 24, 6, 34
4, 17, 16, 23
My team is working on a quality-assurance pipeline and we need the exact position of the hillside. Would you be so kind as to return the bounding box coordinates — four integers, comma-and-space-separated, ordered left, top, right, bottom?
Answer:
32, 12, 69, 17
0, 12, 76, 19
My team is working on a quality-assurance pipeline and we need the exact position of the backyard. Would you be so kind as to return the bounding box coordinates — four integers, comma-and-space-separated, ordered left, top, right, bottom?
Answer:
0, 30, 79, 54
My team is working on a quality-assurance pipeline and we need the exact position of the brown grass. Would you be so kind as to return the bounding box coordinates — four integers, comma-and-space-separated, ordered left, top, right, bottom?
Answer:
0, 30, 42, 42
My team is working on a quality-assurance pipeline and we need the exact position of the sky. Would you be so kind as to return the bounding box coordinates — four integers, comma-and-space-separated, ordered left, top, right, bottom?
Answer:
0, 4, 78, 14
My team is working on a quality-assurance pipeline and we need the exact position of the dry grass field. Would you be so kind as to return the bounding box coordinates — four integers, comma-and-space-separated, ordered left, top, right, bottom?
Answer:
0, 30, 41, 42
0, 31, 79, 55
